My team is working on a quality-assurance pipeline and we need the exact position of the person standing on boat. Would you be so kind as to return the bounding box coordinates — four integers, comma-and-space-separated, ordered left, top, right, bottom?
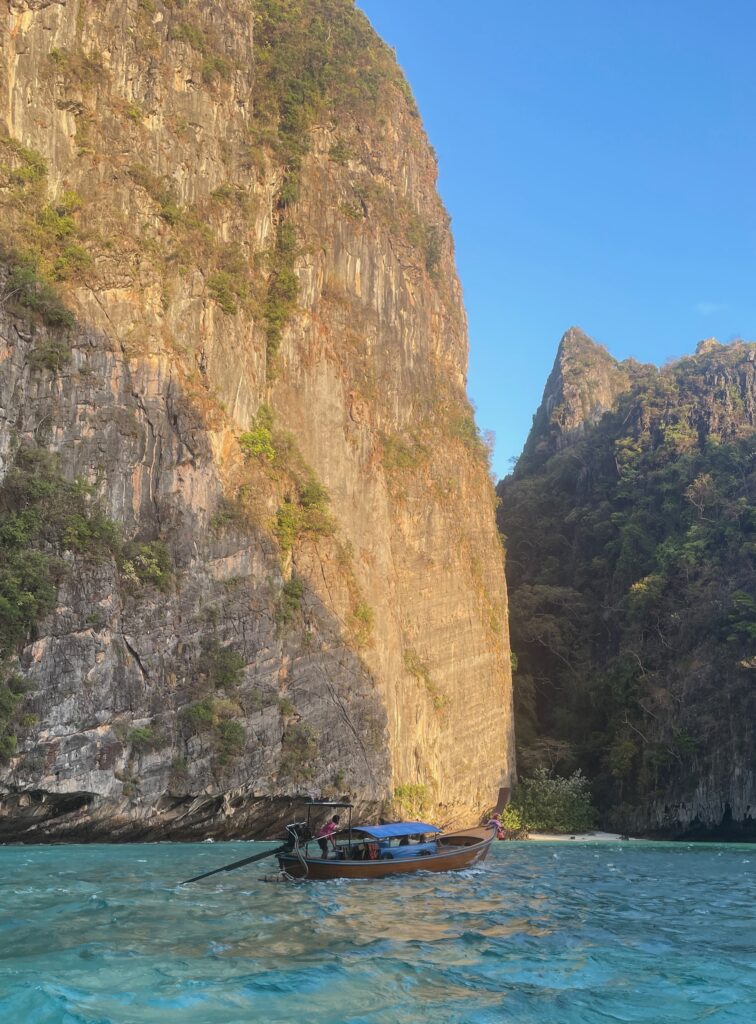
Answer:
486, 813, 506, 840
316, 814, 341, 858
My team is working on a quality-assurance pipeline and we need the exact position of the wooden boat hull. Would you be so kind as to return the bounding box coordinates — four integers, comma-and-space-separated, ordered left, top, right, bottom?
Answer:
277, 826, 495, 880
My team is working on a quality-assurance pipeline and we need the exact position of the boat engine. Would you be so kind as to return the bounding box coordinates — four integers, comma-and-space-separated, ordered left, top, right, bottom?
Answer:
283, 821, 311, 851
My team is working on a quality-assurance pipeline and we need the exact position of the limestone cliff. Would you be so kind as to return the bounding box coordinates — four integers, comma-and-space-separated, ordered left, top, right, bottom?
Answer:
499, 331, 755, 838
0, 0, 513, 839
520, 327, 650, 465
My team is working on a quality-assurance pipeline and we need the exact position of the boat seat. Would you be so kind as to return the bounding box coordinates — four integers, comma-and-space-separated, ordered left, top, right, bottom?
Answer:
380, 842, 437, 860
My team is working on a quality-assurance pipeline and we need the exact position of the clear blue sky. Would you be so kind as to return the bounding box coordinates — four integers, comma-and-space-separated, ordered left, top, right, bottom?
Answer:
355, 1, 756, 478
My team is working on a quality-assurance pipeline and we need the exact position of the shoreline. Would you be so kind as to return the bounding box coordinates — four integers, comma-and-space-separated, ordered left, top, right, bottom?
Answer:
523, 830, 634, 842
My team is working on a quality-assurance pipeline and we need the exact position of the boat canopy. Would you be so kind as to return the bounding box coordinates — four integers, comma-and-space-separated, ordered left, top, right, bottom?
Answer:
351, 821, 440, 839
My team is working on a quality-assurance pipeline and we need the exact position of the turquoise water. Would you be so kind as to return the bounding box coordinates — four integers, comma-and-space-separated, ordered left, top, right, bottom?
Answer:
1, 841, 754, 1023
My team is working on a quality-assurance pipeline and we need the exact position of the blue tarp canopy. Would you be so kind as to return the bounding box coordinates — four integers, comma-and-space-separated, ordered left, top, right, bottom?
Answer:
350, 821, 440, 839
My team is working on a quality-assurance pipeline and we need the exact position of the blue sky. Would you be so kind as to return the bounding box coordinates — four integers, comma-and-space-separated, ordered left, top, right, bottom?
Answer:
355, 1, 756, 478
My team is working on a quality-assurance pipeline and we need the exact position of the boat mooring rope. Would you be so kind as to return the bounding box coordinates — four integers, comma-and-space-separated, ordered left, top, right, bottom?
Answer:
261, 821, 311, 883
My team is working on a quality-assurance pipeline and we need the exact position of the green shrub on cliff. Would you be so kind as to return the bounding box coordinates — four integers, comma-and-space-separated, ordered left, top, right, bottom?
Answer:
0, 550, 60, 656
380, 433, 428, 472
128, 164, 184, 226
448, 408, 490, 463
392, 783, 429, 819
278, 721, 318, 783
406, 216, 442, 276
239, 406, 276, 462
0, 448, 135, 758
169, 21, 207, 53
403, 647, 446, 710
180, 696, 246, 765
350, 601, 373, 648
274, 474, 335, 552
181, 697, 216, 732
216, 719, 246, 763
302, 477, 335, 536
201, 55, 232, 86
263, 223, 299, 368
274, 500, 302, 551
127, 725, 161, 752
198, 641, 245, 690
207, 272, 240, 315
207, 247, 250, 316
277, 576, 304, 624
119, 541, 173, 591
236, 407, 338, 554
253, 0, 408, 156
2, 258, 74, 330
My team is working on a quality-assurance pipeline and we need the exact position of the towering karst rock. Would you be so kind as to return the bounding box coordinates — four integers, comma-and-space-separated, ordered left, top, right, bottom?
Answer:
520, 327, 648, 461
499, 328, 755, 838
0, 0, 513, 839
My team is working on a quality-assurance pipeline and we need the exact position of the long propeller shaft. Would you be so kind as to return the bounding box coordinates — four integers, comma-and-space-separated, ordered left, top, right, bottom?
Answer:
179, 843, 287, 884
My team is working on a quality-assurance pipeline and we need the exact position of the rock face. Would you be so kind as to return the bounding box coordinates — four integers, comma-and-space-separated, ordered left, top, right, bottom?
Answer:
0, 0, 513, 840
499, 331, 755, 839
520, 327, 649, 462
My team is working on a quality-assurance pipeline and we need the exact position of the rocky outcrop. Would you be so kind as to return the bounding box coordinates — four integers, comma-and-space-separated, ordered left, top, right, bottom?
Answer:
0, 0, 513, 840
499, 332, 755, 839
519, 327, 649, 466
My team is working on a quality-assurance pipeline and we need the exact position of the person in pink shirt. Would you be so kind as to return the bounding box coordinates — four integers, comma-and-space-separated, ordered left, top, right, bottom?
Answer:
316, 814, 341, 858
486, 813, 505, 840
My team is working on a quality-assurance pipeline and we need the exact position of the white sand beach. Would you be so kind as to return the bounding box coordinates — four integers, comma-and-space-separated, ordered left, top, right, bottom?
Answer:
525, 831, 632, 842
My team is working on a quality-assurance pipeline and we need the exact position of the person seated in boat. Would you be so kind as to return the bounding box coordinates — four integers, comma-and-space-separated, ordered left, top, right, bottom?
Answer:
486, 813, 506, 840
352, 842, 378, 860
316, 814, 340, 858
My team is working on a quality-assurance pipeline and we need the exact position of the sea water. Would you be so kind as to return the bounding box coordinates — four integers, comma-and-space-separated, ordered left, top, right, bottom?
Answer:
0, 840, 753, 1024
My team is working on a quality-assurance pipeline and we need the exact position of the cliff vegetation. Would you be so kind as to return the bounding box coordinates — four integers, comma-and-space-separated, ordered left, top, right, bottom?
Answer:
499, 332, 755, 838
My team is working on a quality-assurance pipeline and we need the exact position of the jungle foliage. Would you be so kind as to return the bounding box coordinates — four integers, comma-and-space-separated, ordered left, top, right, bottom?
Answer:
499, 341, 756, 825
508, 769, 597, 834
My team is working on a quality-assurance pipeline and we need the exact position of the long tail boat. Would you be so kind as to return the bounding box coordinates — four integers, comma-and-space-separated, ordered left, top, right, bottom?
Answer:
179, 801, 496, 886
276, 802, 496, 881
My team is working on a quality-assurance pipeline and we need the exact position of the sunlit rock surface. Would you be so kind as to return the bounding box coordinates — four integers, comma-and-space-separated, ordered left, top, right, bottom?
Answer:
0, 0, 513, 839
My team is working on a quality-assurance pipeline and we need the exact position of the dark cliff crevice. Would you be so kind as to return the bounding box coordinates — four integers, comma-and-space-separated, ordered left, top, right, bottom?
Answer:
121, 634, 151, 683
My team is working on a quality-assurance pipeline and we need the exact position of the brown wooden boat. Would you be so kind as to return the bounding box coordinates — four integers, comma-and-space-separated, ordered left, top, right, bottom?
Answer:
276, 803, 496, 880
179, 802, 496, 888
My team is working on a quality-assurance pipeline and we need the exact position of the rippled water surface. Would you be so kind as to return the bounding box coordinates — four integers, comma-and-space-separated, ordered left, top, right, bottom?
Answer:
1, 840, 754, 1023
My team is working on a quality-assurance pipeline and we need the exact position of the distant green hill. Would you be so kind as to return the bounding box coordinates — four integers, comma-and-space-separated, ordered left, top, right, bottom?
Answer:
498, 329, 756, 838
